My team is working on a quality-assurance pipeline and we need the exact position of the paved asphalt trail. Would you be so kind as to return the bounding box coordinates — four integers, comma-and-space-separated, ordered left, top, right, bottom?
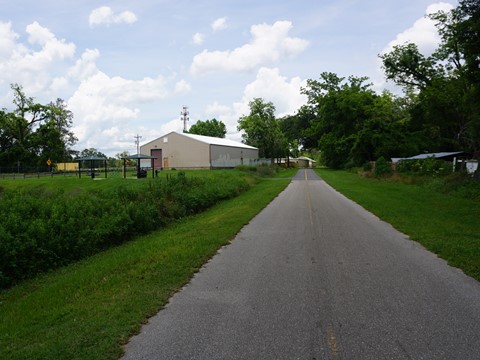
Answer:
122, 169, 480, 359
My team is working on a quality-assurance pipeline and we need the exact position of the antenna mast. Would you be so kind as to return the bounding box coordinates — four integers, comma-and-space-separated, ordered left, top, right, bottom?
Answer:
180, 105, 189, 132
134, 134, 142, 154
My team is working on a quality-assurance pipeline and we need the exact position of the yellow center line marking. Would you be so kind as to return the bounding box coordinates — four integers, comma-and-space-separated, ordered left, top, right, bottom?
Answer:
305, 169, 314, 227
327, 323, 339, 357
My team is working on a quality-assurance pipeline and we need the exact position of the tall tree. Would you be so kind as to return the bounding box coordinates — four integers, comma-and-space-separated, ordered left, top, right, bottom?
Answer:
379, 43, 443, 90
80, 148, 107, 158
380, 2, 480, 153
301, 74, 377, 168
278, 105, 317, 155
432, 0, 480, 84
116, 151, 135, 166
237, 98, 287, 162
300, 73, 416, 168
0, 84, 77, 168
187, 118, 226, 138
350, 91, 414, 164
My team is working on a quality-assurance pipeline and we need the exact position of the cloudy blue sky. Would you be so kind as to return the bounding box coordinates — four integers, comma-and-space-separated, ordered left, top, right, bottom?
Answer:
1, 0, 456, 156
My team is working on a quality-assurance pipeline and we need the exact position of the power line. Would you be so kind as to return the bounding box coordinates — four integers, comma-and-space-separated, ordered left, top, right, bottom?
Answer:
134, 134, 142, 154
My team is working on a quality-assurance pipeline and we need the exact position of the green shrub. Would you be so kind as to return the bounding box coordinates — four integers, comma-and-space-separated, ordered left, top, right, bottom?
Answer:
235, 165, 256, 172
236, 164, 280, 177
397, 157, 452, 177
177, 170, 186, 181
362, 161, 373, 171
0, 173, 250, 289
256, 164, 279, 177
374, 157, 392, 177
435, 171, 480, 201
344, 159, 357, 170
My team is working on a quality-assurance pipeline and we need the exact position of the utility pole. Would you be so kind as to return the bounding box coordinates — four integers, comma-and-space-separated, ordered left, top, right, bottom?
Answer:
134, 134, 142, 154
180, 106, 189, 132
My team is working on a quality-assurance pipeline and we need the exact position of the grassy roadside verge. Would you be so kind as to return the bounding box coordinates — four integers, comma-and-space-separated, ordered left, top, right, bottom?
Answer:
0, 175, 292, 360
315, 168, 480, 282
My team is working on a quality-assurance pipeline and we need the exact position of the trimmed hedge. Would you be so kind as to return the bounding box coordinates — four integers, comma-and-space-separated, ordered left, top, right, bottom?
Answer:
0, 173, 250, 288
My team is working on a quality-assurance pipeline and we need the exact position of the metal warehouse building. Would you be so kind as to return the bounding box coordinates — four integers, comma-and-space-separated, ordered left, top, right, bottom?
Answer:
140, 131, 259, 169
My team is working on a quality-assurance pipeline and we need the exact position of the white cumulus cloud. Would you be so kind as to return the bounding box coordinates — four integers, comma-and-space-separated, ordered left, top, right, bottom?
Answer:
0, 21, 75, 95
192, 32, 205, 46
0, 22, 20, 60
204, 67, 307, 137
89, 6, 138, 28
174, 79, 192, 94
206, 101, 231, 118
190, 20, 309, 75
211, 17, 228, 31
239, 67, 307, 117
0, 20, 177, 154
68, 48, 101, 80
68, 72, 168, 124
67, 72, 171, 153
382, 2, 454, 55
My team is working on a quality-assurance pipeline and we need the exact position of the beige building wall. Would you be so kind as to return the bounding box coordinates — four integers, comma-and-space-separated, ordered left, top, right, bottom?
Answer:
140, 131, 259, 169
210, 146, 259, 167
141, 132, 210, 169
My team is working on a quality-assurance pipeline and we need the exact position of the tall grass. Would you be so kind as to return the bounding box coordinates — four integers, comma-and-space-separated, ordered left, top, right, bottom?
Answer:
0, 172, 250, 288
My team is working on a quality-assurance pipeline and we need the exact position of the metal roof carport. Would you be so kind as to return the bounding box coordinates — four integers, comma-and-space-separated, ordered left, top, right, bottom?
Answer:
392, 152, 465, 163
122, 154, 157, 178
75, 155, 108, 178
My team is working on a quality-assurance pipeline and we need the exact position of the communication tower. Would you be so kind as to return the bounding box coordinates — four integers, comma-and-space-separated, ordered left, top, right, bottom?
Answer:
180, 106, 189, 132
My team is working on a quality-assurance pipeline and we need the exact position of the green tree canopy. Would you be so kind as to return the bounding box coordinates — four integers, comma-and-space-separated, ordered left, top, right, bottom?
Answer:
298, 73, 413, 168
300, 74, 374, 168
115, 151, 135, 166
0, 84, 77, 169
187, 118, 226, 138
237, 98, 287, 162
278, 105, 317, 156
380, 1, 480, 153
79, 148, 107, 158
379, 43, 442, 90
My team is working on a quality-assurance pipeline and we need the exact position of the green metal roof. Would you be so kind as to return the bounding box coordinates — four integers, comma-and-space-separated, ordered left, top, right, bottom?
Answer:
76, 155, 108, 161
122, 154, 157, 159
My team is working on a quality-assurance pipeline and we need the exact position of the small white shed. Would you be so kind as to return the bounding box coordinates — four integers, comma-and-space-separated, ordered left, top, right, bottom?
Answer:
140, 131, 259, 169
297, 156, 316, 168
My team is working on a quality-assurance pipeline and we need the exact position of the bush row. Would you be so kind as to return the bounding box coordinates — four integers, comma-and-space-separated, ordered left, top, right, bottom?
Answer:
0, 172, 250, 288
236, 164, 281, 176
363, 157, 453, 178
396, 157, 453, 177
361, 157, 480, 201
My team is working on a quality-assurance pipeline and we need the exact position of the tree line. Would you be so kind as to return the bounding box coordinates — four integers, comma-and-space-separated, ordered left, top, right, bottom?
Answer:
1, 0, 477, 170
238, 0, 479, 168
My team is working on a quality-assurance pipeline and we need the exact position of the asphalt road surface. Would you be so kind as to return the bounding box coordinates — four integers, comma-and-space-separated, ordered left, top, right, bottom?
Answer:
122, 169, 480, 360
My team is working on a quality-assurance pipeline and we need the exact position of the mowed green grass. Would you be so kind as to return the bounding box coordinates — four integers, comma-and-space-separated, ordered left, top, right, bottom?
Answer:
0, 170, 294, 360
315, 168, 480, 282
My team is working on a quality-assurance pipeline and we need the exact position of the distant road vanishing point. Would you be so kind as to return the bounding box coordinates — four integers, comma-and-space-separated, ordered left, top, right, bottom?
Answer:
122, 169, 480, 360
